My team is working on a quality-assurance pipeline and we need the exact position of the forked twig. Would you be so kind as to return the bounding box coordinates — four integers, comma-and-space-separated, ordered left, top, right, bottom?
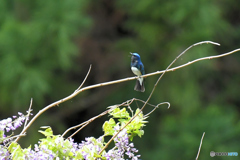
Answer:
62, 100, 132, 138
62, 98, 161, 139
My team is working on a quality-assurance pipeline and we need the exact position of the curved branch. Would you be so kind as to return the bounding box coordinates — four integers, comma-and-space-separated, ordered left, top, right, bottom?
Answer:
144, 102, 170, 117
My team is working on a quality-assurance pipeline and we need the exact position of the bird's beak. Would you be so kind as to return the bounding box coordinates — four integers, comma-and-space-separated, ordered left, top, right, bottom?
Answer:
130, 52, 133, 55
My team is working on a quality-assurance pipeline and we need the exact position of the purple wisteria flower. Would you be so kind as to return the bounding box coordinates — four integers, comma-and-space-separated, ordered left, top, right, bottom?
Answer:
0, 108, 142, 160
0, 112, 26, 134
0, 144, 10, 160
103, 126, 141, 160
0, 111, 31, 147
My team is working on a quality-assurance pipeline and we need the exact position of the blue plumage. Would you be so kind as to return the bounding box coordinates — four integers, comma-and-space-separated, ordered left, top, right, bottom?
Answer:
130, 53, 145, 92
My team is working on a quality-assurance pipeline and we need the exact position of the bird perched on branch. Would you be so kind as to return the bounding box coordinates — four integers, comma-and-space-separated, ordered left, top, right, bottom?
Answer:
130, 52, 145, 92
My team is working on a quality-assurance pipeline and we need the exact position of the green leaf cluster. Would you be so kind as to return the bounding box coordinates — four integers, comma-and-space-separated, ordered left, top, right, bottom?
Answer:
7, 127, 84, 160
38, 127, 84, 160
103, 107, 147, 140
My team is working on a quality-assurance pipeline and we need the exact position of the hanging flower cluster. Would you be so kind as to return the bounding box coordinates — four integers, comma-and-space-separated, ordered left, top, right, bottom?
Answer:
0, 106, 146, 159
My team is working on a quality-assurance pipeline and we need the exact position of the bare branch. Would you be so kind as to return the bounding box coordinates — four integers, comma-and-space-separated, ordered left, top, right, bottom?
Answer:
14, 41, 240, 143
147, 48, 240, 76
196, 132, 205, 160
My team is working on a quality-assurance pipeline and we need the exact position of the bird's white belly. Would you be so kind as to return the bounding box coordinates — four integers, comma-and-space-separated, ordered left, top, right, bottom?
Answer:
131, 67, 142, 76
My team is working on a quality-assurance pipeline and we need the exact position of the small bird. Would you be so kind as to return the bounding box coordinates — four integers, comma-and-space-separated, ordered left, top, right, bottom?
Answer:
130, 52, 145, 92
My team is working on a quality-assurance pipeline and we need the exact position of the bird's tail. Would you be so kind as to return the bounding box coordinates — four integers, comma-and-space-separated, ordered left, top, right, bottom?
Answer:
134, 79, 145, 92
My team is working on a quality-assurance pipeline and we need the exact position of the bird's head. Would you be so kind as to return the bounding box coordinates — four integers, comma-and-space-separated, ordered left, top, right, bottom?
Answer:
130, 52, 141, 61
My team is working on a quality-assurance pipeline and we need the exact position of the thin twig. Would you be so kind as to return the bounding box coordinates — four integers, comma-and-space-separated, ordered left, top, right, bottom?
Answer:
7, 133, 26, 141
196, 132, 205, 160
74, 65, 92, 93
127, 105, 134, 117
144, 102, 170, 117
63, 99, 136, 138
67, 122, 89, 139
4, 133, 26, 146
62, 102, 131, 138
62, 109, 111, 138
132, 98, 163, 108
24, 98, 33, 128
62, 121, 88, 138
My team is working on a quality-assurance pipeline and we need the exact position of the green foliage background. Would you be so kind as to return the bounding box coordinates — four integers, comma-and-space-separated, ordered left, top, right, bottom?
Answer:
0, 0, 240, 159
